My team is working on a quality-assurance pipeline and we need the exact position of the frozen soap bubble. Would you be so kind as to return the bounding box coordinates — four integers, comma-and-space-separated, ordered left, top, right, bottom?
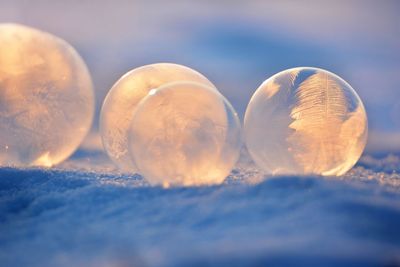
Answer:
100, 63, 216, 172
128, 82, 241, 187
0, 24, 94, 167
244, 67, 368, 176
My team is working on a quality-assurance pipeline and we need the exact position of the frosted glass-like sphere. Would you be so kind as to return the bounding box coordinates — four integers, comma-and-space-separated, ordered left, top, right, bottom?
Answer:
244, 67, 368, 176
0, 24, 94, 167
100, 63, 216, 172
128, 82, 241, 186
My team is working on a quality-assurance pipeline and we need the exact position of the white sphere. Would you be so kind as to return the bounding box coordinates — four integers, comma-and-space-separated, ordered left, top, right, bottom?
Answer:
100, 63, 216, 172
128, 82, 241, 186
0, 24, 94, 167
244, 67, 368, 176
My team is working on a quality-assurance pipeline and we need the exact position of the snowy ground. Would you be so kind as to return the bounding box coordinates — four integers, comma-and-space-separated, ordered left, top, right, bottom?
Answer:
1, 148, 400, 267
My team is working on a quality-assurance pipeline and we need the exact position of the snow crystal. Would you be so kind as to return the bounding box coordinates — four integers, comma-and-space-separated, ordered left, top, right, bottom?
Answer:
1, 149, 400, 267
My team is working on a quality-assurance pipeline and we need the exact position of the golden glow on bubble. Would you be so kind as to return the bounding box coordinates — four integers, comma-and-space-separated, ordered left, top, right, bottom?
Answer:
33, 152, 52, 167
244, 67, 368, 176
128, 82, 242, 186
0, 23, 94, 167
100, 63, 217, 172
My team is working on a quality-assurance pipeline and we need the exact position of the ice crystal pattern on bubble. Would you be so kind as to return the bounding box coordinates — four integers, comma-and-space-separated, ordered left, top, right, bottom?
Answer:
100, 63, 216, 172
128, 82, 241, 186
0, 24, 94, 167
244, 67, 367, 176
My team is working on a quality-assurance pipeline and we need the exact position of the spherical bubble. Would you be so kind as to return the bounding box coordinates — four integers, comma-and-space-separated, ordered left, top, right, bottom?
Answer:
100, 63, 216, 172
244, 67, 368, 176
0, 24, 94, 167
128, 82, 241, 186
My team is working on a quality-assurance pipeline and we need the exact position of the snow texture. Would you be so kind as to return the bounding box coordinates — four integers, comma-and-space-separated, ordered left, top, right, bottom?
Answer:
1, 149, 400, 267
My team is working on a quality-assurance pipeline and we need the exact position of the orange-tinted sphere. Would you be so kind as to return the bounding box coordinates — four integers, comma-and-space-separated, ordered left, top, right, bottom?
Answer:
100, 63, 216, 172
128, 82, 241, 186
0, 24, 94, 167
244, 67, 367, 176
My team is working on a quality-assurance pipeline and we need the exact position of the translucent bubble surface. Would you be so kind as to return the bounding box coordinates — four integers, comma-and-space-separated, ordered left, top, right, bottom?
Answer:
0, 24, 94, 167
128, 82, 241, 186
100, 63, 216, 172
244, 67, 368, 176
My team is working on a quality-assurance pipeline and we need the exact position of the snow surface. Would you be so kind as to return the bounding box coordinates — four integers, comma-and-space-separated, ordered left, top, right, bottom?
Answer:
1, 148, 400, 267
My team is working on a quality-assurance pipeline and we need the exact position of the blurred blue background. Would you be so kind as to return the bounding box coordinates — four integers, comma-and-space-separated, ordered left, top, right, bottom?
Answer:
1, 0, 399, 152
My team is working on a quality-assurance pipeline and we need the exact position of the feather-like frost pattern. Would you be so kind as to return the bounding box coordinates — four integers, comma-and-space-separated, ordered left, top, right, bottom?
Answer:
288, 71, 357, 174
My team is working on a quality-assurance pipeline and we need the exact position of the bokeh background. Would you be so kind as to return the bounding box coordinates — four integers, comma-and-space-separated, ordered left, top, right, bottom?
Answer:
1, 0, 399, 152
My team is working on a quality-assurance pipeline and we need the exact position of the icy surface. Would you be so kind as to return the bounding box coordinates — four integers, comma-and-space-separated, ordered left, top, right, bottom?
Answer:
1, 148, 400, 267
